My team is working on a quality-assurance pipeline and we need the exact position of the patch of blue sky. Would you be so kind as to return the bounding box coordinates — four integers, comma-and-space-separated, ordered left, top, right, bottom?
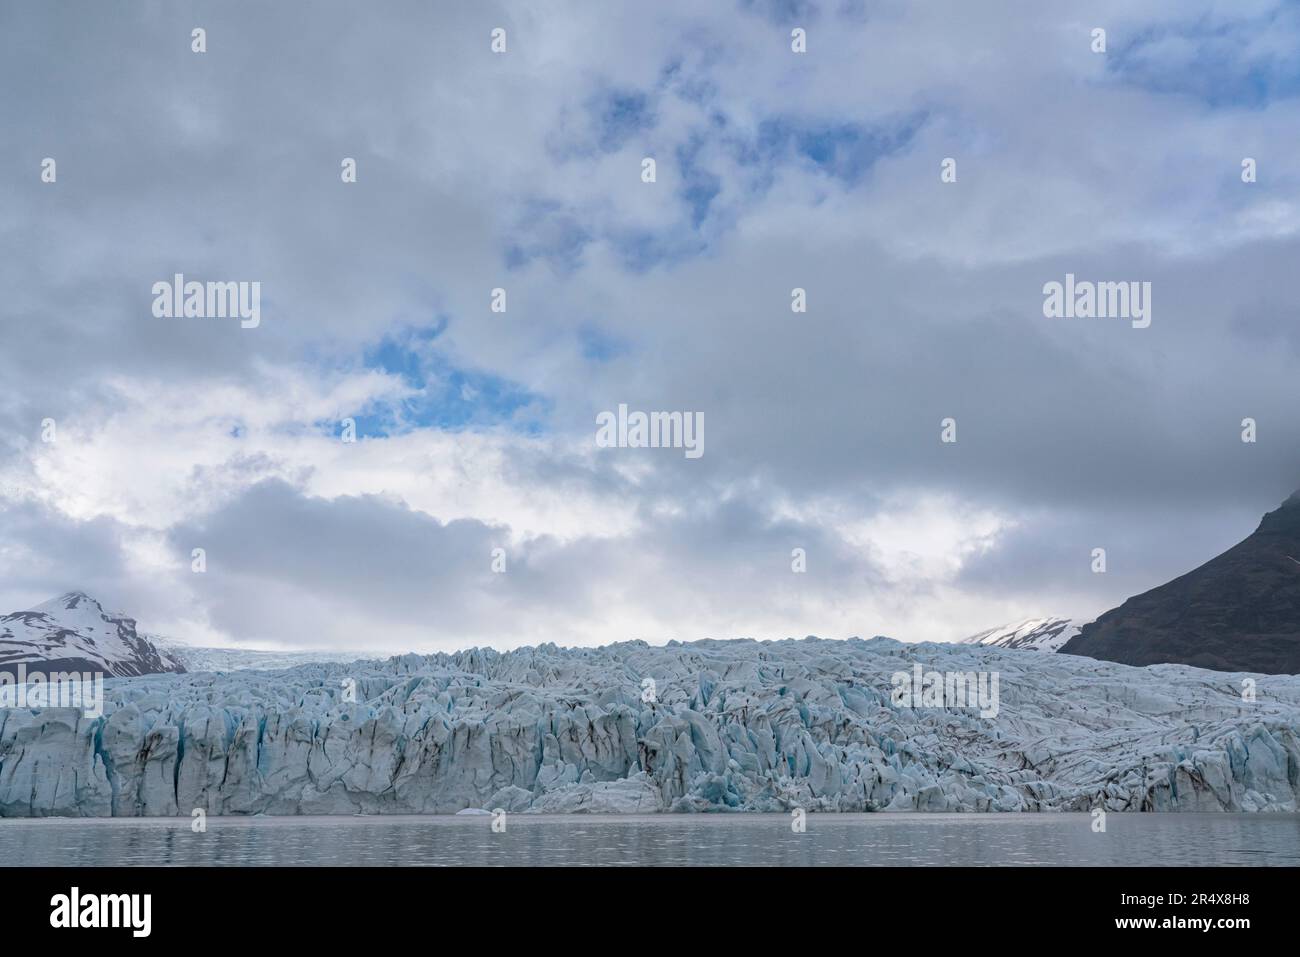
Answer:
544, 81, 660, 165
586, 87, 657, 152
522, 109, 922, 273
504, 198, 592, 275
676, 133, 723, 228
659, 55, 720, 106
529, 57, 924, 272
739, 0, 822, 26
606, 227, 708, 274
578, 324, 630, 362
1107, 14, 1300, 108
326, 325, 548, 438
748, 113, 926, 187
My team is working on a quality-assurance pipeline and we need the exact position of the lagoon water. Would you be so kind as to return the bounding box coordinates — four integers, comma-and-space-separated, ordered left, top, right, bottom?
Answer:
2, 813, 1299, 866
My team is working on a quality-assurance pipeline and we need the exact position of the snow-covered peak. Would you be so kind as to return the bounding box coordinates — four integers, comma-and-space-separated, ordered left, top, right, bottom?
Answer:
29, 591, 115, 626
0, 592, 185, 678
959, 617, 1080, 652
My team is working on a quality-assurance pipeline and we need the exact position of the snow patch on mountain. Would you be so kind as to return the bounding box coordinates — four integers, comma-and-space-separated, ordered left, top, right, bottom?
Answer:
961, 617, 1081, 652
0, 593, 185, 678
3, 636, 1297, 817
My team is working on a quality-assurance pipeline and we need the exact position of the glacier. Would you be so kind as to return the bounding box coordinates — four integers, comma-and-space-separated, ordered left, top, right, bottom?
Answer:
148, 636, 367, 673
1, 636, 1298, 817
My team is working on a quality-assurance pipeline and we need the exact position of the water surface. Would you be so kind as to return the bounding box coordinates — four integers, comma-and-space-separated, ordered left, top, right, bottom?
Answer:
2, 813, 1297, 866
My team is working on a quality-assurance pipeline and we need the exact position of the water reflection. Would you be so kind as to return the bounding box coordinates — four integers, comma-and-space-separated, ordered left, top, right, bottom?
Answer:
2, 813, 1297, 867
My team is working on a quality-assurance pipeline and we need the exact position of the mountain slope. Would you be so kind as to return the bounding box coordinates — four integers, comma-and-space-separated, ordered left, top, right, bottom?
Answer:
1061, 492, 1300, 674
960, 617, 1080, 651
0, 592, 185, 678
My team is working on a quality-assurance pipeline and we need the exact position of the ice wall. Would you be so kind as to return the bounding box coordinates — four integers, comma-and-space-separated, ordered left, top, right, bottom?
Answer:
2, 637, 1297, 816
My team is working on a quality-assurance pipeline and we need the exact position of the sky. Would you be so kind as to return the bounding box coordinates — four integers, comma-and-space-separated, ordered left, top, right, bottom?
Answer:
2, 0, 1299, 653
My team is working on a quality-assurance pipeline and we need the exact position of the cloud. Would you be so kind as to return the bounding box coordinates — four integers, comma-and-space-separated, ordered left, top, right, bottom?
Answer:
157, 478, 897, 652
2, 0, 1298, 649
0, 500, 133, 608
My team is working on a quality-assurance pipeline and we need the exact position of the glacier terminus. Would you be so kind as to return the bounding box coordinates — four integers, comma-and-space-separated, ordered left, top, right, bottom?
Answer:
2, 636, 1297, 818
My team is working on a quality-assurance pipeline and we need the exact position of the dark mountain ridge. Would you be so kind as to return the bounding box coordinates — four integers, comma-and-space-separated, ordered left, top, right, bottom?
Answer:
1061, 491, 1300, 674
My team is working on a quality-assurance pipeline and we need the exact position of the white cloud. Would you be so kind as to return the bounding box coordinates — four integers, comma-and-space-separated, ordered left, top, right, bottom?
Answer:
2, 0, 1298, 650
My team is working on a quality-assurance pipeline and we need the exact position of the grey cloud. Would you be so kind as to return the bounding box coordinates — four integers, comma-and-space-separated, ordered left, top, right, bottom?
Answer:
3, 0, 1299, 644
0, 500, 134, 613
161, 479, 884, 650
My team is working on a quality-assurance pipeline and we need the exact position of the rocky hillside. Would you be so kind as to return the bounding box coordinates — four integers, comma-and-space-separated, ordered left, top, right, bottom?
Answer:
1062, 492, 1300, 673
0, 592, 184, 678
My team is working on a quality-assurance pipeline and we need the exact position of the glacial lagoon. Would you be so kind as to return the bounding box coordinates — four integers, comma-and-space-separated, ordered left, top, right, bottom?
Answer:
2, 813, 1298, 867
